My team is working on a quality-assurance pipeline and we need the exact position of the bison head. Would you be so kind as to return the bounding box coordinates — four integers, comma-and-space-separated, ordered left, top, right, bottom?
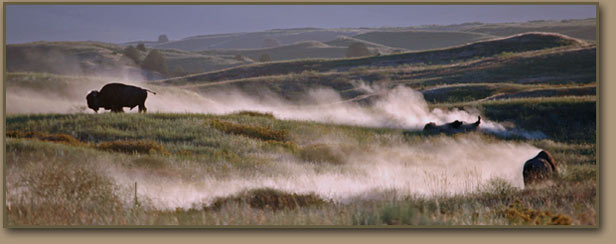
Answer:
86, 90, 100, 112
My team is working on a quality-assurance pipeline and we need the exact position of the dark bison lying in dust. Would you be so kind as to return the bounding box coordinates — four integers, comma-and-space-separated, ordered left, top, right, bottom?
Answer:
423, 116, 481, 133
86, 83, 156, 113
523, 150, 558, 185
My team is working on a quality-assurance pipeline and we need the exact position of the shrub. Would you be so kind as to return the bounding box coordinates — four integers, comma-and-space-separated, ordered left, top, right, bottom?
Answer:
352, 201, 434, 225
122, 45, 141, 64
141, 49, 168, 76
481, 178, 516, 199
97, 140, 169, 155
158, 34, 169, 43
500, 199, 572, 225
136, 43, 146, 52
9, 161, 124, 225
209, 188, 326, 211
208, 119, 288, 142
379, 204, 423, 225
6, 130, 84, 147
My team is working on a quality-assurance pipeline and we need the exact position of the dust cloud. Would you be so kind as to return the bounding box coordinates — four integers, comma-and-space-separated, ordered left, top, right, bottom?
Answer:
144, 84, 541, 138
6, 74, 546, 210
106, 135, 539, 210
7, 75, 544, 138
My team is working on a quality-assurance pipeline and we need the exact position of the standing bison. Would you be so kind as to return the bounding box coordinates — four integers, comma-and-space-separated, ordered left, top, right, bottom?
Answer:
86, 83, 156, 113
523, 150, 558, 185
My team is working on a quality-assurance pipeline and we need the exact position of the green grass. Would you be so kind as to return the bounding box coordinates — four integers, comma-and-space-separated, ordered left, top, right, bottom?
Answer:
478, 97, 596, 143
4, 107, 596, 226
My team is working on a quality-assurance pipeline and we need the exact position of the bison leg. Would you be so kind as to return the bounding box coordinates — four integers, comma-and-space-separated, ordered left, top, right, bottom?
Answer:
139, 104, 147, 113
111, 107, 124, 113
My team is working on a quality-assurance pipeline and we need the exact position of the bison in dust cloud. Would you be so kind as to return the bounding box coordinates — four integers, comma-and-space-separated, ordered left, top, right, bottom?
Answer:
523, 150, 558, 185
86, 83, 156, 113
423, 116, 481, 133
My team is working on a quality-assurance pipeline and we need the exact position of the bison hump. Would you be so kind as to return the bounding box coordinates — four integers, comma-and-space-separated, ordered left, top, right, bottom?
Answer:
523, 158, 554, 185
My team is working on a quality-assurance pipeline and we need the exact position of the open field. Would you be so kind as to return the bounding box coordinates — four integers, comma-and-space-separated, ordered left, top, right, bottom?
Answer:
5, 109, 596, 225
4, 27, 597, 226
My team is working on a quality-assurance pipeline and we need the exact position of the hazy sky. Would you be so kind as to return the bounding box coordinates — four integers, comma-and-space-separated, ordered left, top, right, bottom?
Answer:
6, 4, 596, 44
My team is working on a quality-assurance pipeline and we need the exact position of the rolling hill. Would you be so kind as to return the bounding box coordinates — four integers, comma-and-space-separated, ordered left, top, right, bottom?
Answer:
151, 28, 366, 51
132, 18, 595, 52
161, 32, 590, 86
350, 30, 494, 51
199, 39, 406, 62
6, 18, 595, 78
150, 32, 594, 112
404, 18, 596, 41
5, 41, 255, 77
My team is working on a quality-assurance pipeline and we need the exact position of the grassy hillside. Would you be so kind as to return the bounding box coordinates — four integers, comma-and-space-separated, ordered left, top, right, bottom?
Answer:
421, 83, 595, 103
5, 102, 596, 225
6, 41, 133, 75
161, 33, 592, 90
142, 18, 595, 52
351, 30, 494, 50
5, 41, 256, 77
159, 48, 253, 74
199, 39, 406, 62
460, 19, 597, 41
415, 18, 596, 41
8, 18, 594, 77
152, 28, 366, 51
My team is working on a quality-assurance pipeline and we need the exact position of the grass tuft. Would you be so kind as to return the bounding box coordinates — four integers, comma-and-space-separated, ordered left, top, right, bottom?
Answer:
235, 111, 276, 119
97, 140, 170, 155
208, 119, 288, 142
263, 140, 300, 153
209, 188, 327, 211
6, 130, 85, 147
7, 161, 124, 225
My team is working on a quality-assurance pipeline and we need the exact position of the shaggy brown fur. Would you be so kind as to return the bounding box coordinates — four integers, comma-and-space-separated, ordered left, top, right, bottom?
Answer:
523, 150, 558, 185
